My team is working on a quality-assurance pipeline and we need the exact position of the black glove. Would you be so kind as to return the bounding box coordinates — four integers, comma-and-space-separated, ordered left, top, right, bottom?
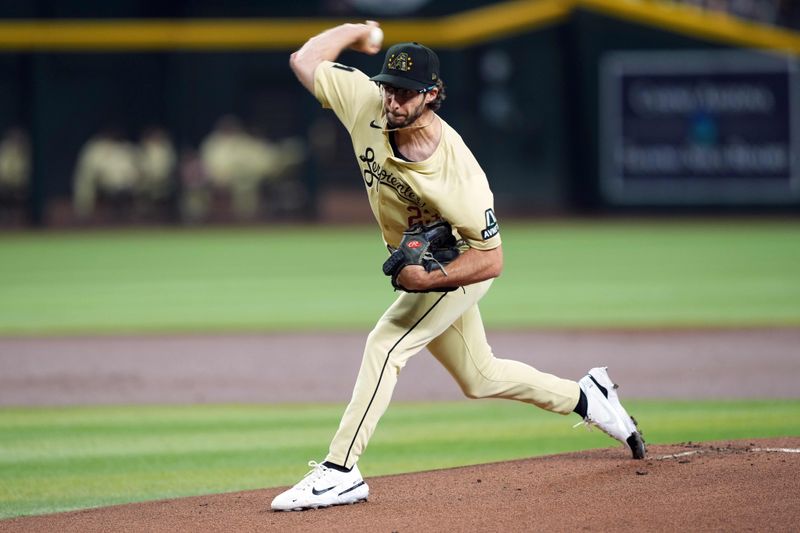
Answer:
382, 220, 461, 293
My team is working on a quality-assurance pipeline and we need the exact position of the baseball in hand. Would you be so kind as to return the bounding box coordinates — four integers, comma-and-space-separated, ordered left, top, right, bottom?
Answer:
368, 26, 384, 48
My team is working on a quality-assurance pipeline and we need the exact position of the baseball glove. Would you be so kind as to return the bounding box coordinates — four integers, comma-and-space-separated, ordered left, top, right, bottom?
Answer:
382, 220, 461, 293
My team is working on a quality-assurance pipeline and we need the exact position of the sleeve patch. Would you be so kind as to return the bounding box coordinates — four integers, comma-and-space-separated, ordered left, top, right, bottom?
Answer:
481, 208, 499, 240
331, 63, 355, 72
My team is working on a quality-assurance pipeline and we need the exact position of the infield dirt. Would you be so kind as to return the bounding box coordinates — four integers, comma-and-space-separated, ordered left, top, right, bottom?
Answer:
2, 437, 798, 532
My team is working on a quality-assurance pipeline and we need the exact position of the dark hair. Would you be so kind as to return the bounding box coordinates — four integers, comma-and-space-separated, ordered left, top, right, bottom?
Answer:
427, 78, 446, 112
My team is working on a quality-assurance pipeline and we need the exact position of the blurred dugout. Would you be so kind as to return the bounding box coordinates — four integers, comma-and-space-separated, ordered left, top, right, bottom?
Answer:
0, 0, 799, 227
71, 119, 306, 224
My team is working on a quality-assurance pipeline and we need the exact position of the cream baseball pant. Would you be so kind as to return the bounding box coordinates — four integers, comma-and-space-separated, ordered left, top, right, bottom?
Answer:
326, 279, 581, 469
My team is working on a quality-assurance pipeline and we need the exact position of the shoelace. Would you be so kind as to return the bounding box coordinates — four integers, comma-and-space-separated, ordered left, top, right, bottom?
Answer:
573, 414, 622, 447
294, 460, 330, 490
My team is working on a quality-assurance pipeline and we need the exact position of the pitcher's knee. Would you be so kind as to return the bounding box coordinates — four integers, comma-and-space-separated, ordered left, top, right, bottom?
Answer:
460, 380, 492, 399
364, 330, 394, 360
364, 329, 407, 374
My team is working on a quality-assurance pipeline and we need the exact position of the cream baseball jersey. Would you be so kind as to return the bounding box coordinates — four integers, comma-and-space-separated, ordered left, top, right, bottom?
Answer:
313, 60, 500, 251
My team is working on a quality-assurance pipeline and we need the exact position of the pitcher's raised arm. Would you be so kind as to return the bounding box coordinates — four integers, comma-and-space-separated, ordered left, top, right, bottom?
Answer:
289, 21, 381, 94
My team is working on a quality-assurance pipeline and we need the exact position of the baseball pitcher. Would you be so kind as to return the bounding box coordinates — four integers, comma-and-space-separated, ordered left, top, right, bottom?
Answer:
272, 21, 646, 512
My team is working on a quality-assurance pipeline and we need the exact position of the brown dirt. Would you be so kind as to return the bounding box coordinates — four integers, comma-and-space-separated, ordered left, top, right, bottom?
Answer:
2, 437, 798, 532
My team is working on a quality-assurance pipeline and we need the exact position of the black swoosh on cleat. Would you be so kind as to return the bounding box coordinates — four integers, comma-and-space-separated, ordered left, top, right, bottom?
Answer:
311, 485, 337, 496
589, 375, 609, 398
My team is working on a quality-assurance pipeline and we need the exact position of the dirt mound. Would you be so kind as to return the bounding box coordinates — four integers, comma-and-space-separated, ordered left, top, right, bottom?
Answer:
3, 437, 798, 532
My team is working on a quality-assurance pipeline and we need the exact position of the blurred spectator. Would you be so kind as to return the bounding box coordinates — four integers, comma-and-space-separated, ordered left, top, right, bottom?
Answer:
0, 127, 30, 199
199, 114, 305, 220
178, 147, 210, 224
0, 127, 30, 224
72, 128, 139, 220
137, 126, 176, 207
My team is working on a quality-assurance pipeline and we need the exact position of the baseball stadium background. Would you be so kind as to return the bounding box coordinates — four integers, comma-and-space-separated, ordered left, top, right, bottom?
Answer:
1, 0, 799, 530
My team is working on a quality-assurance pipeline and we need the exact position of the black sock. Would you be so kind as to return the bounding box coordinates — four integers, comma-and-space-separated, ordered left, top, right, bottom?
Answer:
323, 461, 351, 473
573, 389, 588, 418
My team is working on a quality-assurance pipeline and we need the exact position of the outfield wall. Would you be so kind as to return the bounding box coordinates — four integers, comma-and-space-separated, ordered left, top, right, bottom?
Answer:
0, 1, 798, 227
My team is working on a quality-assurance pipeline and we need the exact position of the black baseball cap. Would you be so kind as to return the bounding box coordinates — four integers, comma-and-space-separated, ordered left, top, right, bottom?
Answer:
370, 42, 440, 92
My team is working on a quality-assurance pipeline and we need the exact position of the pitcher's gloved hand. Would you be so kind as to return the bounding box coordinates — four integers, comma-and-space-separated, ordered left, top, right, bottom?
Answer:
381, 220, 461, 292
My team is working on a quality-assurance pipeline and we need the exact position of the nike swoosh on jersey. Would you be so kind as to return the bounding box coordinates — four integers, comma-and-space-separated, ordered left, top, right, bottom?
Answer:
369, 120, 382, 129
311, 485, 337, 496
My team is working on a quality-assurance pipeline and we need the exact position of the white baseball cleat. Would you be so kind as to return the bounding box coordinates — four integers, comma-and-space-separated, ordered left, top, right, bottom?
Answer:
578, 366, 646, 459
271, 461, 369, 511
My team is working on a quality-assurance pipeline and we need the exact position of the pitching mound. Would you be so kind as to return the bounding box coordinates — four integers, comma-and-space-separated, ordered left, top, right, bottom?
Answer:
3, 437, 798, 532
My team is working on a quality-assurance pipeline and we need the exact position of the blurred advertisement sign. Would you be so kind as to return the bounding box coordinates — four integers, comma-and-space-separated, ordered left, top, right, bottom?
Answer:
599, 50, 799, 204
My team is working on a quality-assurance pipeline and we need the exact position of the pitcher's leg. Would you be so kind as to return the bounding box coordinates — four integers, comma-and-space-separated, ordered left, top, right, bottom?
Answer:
427, 304, 580, 414
324, 297, 443, 469
326, 285, 487, 469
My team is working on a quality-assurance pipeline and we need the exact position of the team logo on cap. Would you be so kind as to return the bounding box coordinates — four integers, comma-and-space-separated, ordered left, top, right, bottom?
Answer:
388, 52, 413, 72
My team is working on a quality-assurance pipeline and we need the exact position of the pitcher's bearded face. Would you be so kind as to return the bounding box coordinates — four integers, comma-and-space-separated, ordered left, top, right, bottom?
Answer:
381, 85, 430, 128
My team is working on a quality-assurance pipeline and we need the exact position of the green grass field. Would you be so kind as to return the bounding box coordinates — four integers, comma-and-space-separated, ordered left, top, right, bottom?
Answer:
0, 220, 798, 335
1, 400, 799, 519
1, 220, 798, 519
